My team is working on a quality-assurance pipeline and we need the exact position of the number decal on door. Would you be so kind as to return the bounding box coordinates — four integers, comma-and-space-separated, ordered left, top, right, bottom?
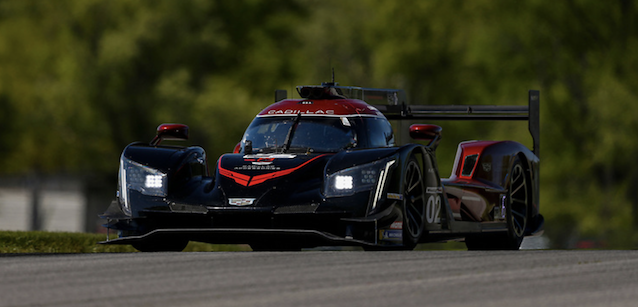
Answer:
426, 195, 441, 224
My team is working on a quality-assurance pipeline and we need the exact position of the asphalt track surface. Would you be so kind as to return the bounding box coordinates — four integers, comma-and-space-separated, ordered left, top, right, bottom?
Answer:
1, 249, 637, 307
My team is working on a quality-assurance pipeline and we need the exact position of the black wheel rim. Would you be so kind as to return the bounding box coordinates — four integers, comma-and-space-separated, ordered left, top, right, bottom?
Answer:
404, 161, 426, 239
509, 163, 528, 238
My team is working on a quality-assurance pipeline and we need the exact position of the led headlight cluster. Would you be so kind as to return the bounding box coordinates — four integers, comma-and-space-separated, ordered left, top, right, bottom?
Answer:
334, 175, 353, 190
118, 156, 168, 215
324, 159, 396, 198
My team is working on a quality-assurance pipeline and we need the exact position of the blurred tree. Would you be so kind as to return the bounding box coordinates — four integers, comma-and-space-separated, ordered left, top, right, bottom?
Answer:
0, 0, 304, 174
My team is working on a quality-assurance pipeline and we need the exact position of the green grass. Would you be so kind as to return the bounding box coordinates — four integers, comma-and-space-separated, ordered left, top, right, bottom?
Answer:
0, 231, 251, 253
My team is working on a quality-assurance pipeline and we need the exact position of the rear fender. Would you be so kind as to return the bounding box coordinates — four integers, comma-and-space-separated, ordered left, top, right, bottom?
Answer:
449, 140, 536, 188
447, 140, 540, 221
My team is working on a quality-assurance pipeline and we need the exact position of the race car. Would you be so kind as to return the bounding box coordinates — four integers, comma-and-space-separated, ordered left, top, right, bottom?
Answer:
100, 82, 543, 251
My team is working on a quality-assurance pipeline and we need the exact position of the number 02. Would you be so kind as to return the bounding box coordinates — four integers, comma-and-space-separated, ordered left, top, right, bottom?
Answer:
426, 195, 441, 224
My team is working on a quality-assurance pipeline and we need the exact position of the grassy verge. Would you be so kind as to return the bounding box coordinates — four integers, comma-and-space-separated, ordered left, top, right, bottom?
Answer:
0, 231, 250, 253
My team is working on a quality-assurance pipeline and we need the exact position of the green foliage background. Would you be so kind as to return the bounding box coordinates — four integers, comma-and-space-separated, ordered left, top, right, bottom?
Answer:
1, 0, 637, 248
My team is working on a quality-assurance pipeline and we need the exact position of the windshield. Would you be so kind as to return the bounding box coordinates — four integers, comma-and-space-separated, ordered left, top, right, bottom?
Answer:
241, 116, 357, 154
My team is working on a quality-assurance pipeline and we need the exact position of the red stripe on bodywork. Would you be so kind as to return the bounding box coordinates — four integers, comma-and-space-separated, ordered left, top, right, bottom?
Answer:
218, 154, 326, 187
248, 155, 325, 186
218, 166, 251, 186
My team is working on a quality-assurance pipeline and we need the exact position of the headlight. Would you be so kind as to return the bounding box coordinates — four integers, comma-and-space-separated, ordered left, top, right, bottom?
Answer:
324, 159, 396, 198
118, 155, 168, 215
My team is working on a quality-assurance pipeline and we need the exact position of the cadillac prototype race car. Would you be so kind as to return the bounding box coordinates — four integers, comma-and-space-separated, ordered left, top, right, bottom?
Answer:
100, 82, 544, 251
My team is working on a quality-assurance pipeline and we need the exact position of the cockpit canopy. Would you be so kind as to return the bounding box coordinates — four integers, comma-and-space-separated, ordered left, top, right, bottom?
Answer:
240, 115, 394, 154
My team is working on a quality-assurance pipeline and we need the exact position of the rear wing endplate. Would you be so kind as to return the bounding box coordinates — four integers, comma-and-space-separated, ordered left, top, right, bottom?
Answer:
372, 90, 540, 158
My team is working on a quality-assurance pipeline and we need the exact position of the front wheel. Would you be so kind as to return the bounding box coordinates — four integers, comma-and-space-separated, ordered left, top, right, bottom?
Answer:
402, 158, 426, 250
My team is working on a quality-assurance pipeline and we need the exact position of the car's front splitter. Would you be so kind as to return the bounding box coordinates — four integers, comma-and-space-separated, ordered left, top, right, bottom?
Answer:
99, 228, 378, 248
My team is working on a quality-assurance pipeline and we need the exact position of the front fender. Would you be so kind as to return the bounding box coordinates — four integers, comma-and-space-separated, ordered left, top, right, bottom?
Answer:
323, 147, 398, 173
370, 144, 446, 229
118, 143, 210, 218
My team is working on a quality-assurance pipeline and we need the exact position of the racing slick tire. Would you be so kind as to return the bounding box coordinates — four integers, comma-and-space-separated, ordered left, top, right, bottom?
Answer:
465, 156, 529, 250
401, 157, 427, 250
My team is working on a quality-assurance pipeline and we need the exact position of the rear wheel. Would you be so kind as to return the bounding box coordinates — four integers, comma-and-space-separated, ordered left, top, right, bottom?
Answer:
402, 158, 426, 250
466, 156, 528, 250
507, 158, 529, 245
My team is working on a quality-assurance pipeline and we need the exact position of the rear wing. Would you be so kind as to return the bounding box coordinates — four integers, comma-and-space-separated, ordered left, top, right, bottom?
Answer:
275, 85, 539, 158
372, 90, 540, 158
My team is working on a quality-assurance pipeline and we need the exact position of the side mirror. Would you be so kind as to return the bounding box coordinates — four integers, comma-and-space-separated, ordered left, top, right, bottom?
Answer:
150, 123, 189, 146
233, 140, 252, 154
409, 124, 442, 149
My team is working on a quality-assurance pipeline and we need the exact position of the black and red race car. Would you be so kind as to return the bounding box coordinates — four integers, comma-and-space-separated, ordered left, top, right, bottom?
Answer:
100, 82, 543, 251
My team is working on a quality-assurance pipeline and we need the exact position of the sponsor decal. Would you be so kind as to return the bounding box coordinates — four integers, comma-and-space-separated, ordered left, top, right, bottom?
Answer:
245, 157, 275, 165
482, 162, 492, 172
234, 165, 280, 171
235, 155, 295, 171
228, 198, 256, 206
426, 186, 443, 194
390, 221, 403, 230
379, 230, 403, 241
387, 193, 403, 200
267, 109, 335, 115
243, 154, 296, 159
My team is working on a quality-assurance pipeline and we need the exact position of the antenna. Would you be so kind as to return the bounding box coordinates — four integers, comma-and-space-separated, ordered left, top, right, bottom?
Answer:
331, 68, 335, 84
